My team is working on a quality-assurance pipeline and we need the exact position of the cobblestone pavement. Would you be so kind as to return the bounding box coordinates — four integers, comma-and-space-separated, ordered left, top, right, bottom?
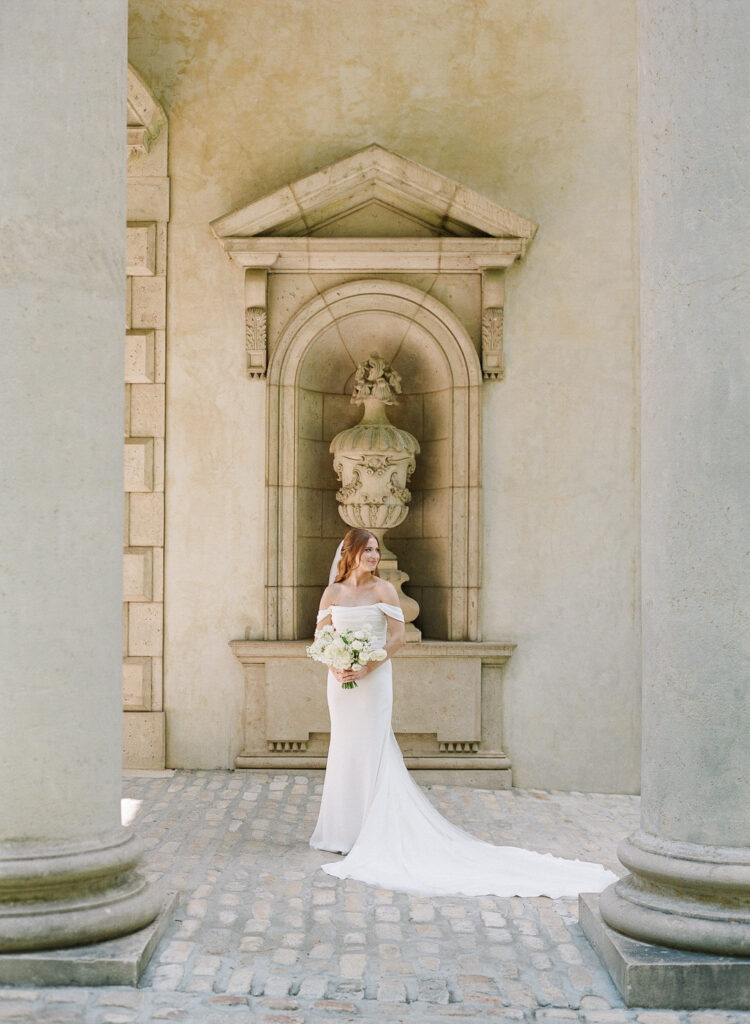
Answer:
3, 770, 749, 1024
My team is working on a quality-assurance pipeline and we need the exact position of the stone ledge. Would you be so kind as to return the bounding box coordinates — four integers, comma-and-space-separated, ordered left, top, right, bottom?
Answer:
579, 892, 750, 1010
0, 891, 177, 987
234, 755, 512, 790
232, 638, 515, 661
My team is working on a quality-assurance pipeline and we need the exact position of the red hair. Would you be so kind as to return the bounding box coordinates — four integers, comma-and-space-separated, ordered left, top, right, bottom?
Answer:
334, 529, 380, 583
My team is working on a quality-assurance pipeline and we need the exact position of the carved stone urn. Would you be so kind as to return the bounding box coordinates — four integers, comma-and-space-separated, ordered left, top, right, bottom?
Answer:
330, 354, 421, 639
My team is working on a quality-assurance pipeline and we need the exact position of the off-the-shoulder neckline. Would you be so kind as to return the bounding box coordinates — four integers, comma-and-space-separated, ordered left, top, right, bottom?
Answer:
319, 602, 398, 611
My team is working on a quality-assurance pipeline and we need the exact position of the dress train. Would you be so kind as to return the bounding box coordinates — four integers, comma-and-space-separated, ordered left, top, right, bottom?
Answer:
310, 603, 617, 899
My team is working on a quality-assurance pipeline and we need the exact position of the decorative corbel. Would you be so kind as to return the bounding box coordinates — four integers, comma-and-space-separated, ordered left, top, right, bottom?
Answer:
481, 269, 506, 381
244, 269, 268, 379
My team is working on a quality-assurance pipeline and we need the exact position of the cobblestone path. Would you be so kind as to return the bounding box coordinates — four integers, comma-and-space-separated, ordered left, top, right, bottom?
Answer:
2, 770, 748, 1023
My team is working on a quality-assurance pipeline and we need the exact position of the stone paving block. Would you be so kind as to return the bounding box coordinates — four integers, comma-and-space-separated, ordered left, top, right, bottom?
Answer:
152, 964, 184, 990
263, 976, 293, 998
334, 981, 365, 1001
12, 773, 665, 1023
376, 980, 408, 1003
297, 978, 329, 1000
689, 1016, 744, 1024
534, 1011, 579, 1021
635, 1014, 683, 1024
184, 978, 213, 993
0, 1003, 38, 1021
580, 1012, 631, 1023
339, 954, 366, 979
418, 978, 451, 1004
409, 904, 435, 922
580, 996, 614, 1010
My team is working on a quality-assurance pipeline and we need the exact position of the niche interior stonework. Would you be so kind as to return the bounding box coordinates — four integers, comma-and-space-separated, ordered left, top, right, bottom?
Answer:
213, 145, 536, 784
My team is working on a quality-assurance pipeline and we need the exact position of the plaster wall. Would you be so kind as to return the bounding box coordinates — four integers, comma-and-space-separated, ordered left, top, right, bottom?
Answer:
128, 0, 640, 790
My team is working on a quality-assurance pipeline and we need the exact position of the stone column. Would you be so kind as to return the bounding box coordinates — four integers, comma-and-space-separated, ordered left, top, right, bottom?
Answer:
0, 1, 162, 950
599, 1, 750, 956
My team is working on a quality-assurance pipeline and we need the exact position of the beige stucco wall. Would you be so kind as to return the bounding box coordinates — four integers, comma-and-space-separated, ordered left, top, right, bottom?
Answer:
128, 0, 640, 790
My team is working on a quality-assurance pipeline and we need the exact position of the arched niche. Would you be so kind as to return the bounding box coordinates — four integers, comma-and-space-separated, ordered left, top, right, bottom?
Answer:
266, 279, 481, 642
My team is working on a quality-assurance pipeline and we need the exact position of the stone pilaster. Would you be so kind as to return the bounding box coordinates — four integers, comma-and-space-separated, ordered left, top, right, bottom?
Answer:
582, 0, 750, 1005
0, 1, 162, 952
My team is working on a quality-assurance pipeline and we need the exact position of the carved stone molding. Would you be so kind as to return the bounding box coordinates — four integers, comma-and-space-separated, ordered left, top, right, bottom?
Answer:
480, 267, 506, 382
211, 144, 537, 243
439, 741, 480, 753
481, 307, 504, 380
245, 307, 267, 379
127, 65, 167, 157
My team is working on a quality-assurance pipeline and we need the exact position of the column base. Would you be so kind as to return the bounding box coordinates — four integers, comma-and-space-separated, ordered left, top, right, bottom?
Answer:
599, 830, 750, 956
580, 893, 750, 1009
0, 891, 176, 987
0, 828, 164, 953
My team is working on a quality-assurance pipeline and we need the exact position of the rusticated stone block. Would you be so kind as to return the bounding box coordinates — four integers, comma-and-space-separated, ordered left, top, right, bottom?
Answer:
154, 329, 166, 383
131, 277, 166, 329
122, 656, 152, 710
124, 384, 131, 438
124, 438, 154, 492
152, 546, 164, 602
122, 711, 165, 770
126, 222, 156, 276
127, 177, 170, 222
153, 437, 164, 492
128, 602, 163, 656
151, 656, 163, 711
130, 384, 165, 437
129, 492, 164, 546
125, 330, 155, 383
123, 547, 153, 602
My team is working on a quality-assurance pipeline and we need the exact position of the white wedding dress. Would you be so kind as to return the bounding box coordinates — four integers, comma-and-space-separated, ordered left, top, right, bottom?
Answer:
309, 602, 617, 898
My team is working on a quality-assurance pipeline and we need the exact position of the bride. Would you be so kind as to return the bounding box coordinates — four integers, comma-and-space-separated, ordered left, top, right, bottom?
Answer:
309, 527, 617, 898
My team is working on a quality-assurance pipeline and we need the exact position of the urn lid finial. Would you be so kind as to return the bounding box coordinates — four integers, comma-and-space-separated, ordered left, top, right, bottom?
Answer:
351, 354, 402, 407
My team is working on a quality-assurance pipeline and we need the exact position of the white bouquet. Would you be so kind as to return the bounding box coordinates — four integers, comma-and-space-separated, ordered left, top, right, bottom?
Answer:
306, 624, 387, 689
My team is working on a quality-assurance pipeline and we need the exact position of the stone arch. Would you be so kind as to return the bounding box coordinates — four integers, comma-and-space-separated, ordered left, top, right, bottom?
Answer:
266, 279, 482, 641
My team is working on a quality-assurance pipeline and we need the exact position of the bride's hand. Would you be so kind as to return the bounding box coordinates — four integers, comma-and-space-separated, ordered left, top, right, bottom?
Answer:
335, 665, 371, 685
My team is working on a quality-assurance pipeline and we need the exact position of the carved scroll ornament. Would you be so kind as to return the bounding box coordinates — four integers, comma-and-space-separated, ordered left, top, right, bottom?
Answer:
245, 307, 267, 379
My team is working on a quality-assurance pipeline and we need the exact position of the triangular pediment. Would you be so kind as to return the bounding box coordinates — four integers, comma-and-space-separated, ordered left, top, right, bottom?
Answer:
211, 144, 537, 241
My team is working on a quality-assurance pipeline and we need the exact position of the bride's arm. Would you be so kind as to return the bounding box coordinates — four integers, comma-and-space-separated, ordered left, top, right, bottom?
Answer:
315, 585, 335, 633
383, 614, 406, 660
380, 579, 406, 659
375, 581, 403, 659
